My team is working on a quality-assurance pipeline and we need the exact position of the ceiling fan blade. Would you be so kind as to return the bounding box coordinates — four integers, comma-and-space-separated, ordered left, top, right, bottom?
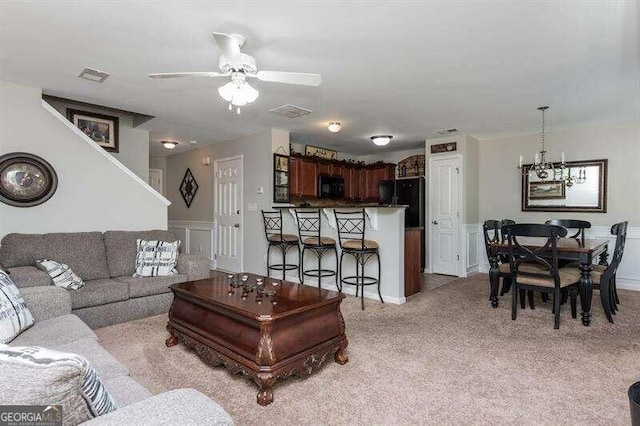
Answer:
254, 71, 323, 86
148, 72, 227, 79
212, 32, 243, 68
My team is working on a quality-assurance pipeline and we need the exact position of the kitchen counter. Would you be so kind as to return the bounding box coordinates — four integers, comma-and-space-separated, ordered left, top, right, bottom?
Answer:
275, 206, 407, 304
272, 204, 408, 209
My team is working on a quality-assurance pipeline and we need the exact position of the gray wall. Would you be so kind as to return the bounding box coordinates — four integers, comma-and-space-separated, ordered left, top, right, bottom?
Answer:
46, 97, 150, 180
0, 81, 168, 240
165, 130, 274, 274
478, 119, 640, 226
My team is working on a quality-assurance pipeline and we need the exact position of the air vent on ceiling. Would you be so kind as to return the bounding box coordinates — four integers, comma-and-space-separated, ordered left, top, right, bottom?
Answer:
78, 67, 110, 83
269, 104, 312, 119
437, 128, 459, 135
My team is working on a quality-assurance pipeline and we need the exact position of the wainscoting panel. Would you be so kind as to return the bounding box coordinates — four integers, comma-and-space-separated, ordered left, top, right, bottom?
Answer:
474, 224, 639, 292
169, 220, 216, 269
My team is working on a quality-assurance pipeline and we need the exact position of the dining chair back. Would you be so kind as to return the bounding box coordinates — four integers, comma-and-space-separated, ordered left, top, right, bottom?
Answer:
500, 219, 516, 242
505, 223, 578, 329
545, 219, 591, 241
482, 220, 502, 260
598, 221, 629, 321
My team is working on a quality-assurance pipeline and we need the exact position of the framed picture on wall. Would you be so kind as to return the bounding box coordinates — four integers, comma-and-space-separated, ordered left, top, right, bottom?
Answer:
273, 154, 290, 203
67, 109, 119, 152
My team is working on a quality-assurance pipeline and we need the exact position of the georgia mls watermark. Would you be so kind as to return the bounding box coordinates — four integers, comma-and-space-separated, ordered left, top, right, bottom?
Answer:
0, 405, 62, 426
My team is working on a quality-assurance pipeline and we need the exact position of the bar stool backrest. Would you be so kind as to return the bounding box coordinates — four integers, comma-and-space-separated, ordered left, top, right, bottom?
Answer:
545, 219, 591, 241
295, 209, 322, 241
334, 210, 366, 249
261, 210, 284, 241
602, 221, 628, 284
482, 220, 501, 260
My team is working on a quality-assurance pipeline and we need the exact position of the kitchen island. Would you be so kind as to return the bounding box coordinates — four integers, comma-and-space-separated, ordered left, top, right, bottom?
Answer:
273, 205, 408, 304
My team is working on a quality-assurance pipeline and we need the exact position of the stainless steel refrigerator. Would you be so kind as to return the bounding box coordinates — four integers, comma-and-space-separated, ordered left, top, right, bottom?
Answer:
379, 177, 425, 271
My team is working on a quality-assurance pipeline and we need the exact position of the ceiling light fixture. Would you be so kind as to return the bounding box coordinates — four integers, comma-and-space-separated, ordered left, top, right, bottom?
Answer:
328, 122, 342, 133
218, 72, 259, 114
162, 141, 178, 150
370, 135, 393, 146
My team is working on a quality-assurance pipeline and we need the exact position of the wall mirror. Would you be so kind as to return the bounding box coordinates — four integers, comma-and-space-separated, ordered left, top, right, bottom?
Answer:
521, 159, 607, 212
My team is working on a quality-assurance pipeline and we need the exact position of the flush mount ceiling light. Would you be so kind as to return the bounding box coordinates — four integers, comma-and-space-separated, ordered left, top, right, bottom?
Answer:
327, 122, 342, 133
162, 141, 178, 150
370, 135, 393, 146
217, 72, 259, 114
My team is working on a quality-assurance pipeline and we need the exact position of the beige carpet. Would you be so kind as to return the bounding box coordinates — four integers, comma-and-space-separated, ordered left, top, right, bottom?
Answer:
95, 275, 640, 425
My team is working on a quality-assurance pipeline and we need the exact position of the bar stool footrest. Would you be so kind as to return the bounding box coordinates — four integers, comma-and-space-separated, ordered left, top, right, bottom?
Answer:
340, 275, 379, 286
268, 263, 299, 272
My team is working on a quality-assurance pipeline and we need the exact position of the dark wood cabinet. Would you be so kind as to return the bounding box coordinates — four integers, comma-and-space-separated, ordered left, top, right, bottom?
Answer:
288, 155, 393, 202
404, 228, 422, 297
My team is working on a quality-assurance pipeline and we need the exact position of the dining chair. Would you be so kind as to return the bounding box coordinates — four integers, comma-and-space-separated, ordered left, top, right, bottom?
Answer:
483, 220, 520, 301
500, 219, 516, 243
505, 223, 580, 329
545, 219, 591, 242
571, 221, 628, 323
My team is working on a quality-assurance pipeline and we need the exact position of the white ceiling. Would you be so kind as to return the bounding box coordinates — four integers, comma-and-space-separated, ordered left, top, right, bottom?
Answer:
1, 1, 637, 157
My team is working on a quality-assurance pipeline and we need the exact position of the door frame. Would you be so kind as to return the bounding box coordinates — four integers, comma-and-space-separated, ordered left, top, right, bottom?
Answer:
427, 153, 464, 277
213, 154, 244, 272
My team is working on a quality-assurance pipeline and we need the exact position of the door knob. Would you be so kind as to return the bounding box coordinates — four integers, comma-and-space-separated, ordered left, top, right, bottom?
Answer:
236, 209, 240, 214
432, 220, 438, 225
234, 223, 240, 228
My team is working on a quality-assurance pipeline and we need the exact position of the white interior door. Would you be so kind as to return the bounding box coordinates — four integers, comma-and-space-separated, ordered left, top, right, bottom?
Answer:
148, 169, 162, 194
214, 156, 243, 272
429, 155, 461, 276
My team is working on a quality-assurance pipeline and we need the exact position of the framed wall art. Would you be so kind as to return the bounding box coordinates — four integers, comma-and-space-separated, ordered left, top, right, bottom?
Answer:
273, 154, 290, 203
305, 145, 338, 160
180, 168, 199, 208
67, 109, 119, 152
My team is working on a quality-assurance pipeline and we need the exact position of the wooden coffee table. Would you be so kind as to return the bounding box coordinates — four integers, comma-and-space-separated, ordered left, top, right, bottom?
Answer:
165, 273, 348, 405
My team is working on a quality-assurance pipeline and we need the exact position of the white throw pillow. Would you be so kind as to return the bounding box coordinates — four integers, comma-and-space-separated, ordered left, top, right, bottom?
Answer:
0, 344, 118, 425
133, 239, 181, 277
0, 271, 35, 344
36, 259, 85, 290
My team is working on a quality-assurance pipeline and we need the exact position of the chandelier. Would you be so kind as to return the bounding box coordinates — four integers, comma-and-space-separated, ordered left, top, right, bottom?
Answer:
517, 106, 586, 187
217, 72, 259, 114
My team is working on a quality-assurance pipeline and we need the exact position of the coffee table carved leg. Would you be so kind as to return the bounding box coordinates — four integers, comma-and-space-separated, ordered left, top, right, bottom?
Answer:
255, 372, 276, 406
335, 347, 349, 365
165, 335, 178, 347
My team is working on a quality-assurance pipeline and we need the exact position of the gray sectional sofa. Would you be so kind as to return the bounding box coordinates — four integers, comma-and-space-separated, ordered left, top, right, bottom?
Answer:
5, 281, 233, 425
0, 230, 210, 329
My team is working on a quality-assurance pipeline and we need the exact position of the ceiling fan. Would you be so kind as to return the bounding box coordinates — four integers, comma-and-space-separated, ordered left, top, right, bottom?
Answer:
149, 33, 322, 114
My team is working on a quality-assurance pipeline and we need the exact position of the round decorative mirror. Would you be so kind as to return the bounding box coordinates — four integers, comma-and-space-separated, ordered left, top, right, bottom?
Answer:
0, 152, 58, 207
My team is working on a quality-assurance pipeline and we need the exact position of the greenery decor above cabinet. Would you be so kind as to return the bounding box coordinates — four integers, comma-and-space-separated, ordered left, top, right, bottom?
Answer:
288, 153, 395, 202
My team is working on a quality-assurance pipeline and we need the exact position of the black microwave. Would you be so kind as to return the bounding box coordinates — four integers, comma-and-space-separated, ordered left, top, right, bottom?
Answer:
318, 175, 345, 199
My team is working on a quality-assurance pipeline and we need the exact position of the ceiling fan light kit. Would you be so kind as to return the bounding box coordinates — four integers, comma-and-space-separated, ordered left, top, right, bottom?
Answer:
149, 32, 322, 114
328, 122, 342, 133
371, 135, 393, 146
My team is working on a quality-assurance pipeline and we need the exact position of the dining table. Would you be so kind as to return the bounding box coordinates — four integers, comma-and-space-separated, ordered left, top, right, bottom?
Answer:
488, 237, 609, 326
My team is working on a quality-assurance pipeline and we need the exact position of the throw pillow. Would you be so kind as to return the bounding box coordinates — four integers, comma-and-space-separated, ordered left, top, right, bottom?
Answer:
0, 271, 35, 344
133, 239, 181, 278
0, 344, 118, 425
36, 259, 85, 290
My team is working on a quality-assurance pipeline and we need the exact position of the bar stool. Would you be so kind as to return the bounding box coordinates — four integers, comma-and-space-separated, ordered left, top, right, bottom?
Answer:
334, 209, 382, 310
261, 210, 300, 280
295, 209, 338, 290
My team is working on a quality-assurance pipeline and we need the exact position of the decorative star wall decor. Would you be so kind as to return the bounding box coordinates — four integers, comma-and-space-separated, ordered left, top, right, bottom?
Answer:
180, 168, 198, 208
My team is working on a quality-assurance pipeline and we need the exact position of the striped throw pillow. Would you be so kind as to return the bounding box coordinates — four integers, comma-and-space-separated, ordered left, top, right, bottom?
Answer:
36, 259, 85, 290
133, 239, 180, 277
0, 344, 118, 424
0, 271, 35, 344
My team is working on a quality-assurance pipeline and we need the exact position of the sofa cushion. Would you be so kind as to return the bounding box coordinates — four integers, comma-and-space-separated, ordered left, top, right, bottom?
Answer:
5, 266, 52, 288
0, 344, 118, 425
0, 232, 110, 281
104, 230, 178, 278
54, 338, 129, 380
0, 271, 35, 344
11, 314, 97, 347
101, 375, 153, 408
70, 279, 129, 310
114, 275, 188, 298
